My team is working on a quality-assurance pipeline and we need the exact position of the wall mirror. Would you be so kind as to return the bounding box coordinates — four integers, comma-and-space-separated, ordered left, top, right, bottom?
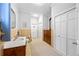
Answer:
11, 8, 16, 29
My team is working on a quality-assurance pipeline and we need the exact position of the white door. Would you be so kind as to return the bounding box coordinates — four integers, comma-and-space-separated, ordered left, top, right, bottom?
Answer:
55, 15, 66, 55
55, 15, 61, 50
31, 17, 38, 39
55, 13, 67, 55
31, 16, 43, 40
76, 4, 79, 55
60, 13, 67, 55
55, 7, 79, 56
67, 8, 79, 56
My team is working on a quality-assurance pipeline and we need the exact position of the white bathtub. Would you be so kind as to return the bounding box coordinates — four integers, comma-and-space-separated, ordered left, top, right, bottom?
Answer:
4, 37, 28, 49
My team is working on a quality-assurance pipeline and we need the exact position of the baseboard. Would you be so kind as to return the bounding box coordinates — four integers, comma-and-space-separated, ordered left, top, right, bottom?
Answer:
53, 48, 66, 56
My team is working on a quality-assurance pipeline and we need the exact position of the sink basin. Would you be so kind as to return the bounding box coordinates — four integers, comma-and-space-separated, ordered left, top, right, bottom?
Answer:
4, 37, 28, 49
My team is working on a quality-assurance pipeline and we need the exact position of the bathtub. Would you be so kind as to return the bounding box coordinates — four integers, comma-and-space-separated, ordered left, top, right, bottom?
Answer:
3, 37, 28, 49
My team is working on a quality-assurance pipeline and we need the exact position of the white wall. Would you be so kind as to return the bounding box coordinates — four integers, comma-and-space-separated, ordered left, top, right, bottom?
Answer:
18, 13, 31, 29
51, 3, 76, 16
43, 7, 51, 30
11, 4, 31, 29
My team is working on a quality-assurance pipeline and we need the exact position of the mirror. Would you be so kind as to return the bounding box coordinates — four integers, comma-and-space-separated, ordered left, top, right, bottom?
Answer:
11, 8, 16, 29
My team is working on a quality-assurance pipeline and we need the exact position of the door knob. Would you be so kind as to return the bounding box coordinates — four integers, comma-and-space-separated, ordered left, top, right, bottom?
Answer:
72, 42, 79, 45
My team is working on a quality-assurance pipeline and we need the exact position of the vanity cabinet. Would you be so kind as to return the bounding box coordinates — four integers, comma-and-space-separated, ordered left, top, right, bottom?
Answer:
0, 43, 3, 56
3, 46, 26, 56
15, 46, 26, 56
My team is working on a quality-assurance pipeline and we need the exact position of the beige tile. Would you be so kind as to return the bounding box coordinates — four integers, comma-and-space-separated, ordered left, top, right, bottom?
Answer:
30, 39, 61, 56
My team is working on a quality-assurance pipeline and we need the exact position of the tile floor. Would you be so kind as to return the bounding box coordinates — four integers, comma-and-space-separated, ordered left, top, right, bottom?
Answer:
29, 39, 61, 56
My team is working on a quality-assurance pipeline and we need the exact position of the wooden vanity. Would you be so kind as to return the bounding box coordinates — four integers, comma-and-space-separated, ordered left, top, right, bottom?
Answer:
0, 42, 3, 56
3, 45, 26, 56
3, 37, 27, 56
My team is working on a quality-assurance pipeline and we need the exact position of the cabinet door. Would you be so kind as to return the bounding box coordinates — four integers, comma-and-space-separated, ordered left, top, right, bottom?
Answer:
15, 46, 26, 56
0, 3, 10, 41
0, 44, 3, 56
3, 48, 14, 56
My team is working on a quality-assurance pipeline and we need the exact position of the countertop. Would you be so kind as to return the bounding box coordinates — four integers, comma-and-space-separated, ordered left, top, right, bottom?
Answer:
3, 37, 27, 49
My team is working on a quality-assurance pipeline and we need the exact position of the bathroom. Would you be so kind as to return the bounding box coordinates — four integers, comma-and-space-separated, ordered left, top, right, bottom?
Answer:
0, 3, 79, 56
0, 3, 50, 56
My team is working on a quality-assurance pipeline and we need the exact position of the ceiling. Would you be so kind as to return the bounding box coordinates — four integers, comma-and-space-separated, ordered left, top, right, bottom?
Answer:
16, 3, 51, 15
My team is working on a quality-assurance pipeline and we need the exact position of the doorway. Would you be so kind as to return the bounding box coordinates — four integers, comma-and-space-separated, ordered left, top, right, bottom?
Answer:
31, 15, 43, 40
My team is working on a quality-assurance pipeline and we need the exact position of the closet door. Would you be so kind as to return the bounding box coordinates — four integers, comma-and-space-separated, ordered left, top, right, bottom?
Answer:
77, 4, 79, 55
67, 8, 78, 56
55, 13, 67, 55
60, 14, 67, 55
55, 15, 61, 51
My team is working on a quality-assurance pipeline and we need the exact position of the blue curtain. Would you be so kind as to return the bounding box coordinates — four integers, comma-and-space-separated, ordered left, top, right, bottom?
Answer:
0, 3, 10, 41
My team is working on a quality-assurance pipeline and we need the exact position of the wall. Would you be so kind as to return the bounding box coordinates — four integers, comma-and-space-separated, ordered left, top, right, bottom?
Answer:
51, 3, 76, 47
43, 7, 51, 30
18, 28, 31, 39
18, 13, 31, 29
51, 3, 76, 16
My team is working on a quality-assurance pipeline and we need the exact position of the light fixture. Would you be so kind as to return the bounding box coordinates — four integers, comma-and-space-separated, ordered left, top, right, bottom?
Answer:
33, 3, 44, 6
32, 14, 39, 18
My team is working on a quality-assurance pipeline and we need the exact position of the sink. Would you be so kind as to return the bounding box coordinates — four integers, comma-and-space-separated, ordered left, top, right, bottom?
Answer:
3, 37, 28, 49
